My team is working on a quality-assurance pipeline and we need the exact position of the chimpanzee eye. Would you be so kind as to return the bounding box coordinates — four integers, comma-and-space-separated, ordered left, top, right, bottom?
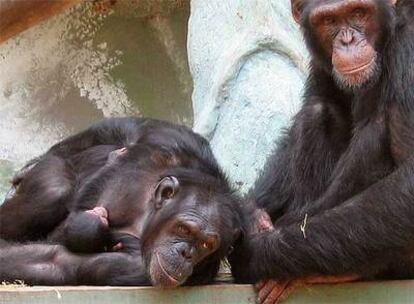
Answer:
177, 224, 191, 236
323, 16, 336, 26
201, 241, 212, 251
352, 8, 366, 19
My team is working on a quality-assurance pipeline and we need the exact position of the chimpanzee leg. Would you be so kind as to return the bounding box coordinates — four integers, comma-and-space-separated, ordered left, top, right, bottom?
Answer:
5, 119, 144, 185
0, 241, 149, 286
0, 242, 80, 285
77, 249, 150, 286
0, 156, 74, 241
252, 101, 350, 220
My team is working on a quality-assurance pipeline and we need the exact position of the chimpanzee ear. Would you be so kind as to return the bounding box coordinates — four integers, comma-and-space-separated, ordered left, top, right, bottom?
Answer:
389, 0, 397, 5
291, 0, 304, 24
154, 176, 180, 209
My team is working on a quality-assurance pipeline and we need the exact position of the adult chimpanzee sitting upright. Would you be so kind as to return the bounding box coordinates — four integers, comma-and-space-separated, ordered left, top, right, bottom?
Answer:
230, 0, 414, 302
0, 117, 242, 287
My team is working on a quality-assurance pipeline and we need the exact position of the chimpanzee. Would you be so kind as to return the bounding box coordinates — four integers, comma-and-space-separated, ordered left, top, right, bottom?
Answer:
0, 117, 242, 286
229, 0, 414, 303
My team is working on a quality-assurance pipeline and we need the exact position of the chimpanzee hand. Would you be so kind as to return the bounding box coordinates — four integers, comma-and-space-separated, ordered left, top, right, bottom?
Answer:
255, 274, 359, 304
229, 232, 290, 296
229, 207, 275, 283
228, 231, 271, 284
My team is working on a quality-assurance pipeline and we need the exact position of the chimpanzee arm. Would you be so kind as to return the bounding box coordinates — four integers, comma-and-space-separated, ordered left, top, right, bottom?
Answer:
275, 117, 392, 227
0, 243, 80, 285
231, 158, 414, 282
77, 251, 150, 286
0, 242, 149, 286
48, 117, 149, 157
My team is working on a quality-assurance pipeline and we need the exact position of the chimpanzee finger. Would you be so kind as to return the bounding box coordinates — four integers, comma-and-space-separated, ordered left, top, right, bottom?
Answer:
274, 281, 303, 304
257, 280, 279, 303
257, 280, 289, 304
255, 280, 266, 291
261, 281, 290, 304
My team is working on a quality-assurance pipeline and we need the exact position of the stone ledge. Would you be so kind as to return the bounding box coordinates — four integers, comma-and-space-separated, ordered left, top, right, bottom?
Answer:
1, 281, 414, 304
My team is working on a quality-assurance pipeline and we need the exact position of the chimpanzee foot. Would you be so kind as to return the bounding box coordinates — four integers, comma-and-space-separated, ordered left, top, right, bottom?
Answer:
4, 158, 41, 202
85, 207, 109, 227
249, 208, 274, 235
256, 275, 359, 304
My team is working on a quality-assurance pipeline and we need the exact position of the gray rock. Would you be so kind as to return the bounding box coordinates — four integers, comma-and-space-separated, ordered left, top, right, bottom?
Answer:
188, 0, 308, 192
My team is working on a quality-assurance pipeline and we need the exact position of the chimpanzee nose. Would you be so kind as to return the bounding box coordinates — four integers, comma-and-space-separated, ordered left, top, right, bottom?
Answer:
180, 247, 193, 260
340, 29, 355, 46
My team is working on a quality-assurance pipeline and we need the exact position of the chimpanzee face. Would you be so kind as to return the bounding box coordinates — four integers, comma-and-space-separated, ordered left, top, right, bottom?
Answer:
292, 0, 397, 91
141, 175, 241, 287
81, 145, 241, 287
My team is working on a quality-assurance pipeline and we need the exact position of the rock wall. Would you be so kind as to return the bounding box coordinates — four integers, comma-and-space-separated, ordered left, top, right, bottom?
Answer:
0, 1, 192, 201
188, 0, 308, 192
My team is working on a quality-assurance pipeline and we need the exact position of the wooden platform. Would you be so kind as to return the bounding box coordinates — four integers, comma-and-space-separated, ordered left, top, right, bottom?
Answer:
2, 281, 414, 304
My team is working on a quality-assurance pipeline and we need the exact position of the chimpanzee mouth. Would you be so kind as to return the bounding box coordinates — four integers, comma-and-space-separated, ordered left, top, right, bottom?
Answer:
154, 253, 182, 286
340, 58, 376, 75
333, 56, 380, 91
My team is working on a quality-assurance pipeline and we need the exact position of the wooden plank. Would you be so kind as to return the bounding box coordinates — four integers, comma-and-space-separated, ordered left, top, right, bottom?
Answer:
1, 281, 414, 304
0, 0, 82, 44
1, 285, 254, 304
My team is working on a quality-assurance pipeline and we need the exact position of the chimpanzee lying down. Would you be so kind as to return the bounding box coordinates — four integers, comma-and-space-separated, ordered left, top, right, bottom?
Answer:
0, 117, 243, 287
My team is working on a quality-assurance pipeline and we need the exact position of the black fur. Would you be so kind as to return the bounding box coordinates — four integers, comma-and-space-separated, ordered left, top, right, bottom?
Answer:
0, 117, 242, 286
230, 0, 414, 282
